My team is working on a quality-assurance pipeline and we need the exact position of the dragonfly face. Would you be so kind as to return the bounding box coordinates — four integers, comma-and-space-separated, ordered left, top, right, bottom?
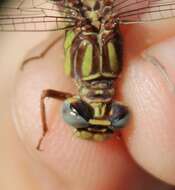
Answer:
62, 96, 129, 141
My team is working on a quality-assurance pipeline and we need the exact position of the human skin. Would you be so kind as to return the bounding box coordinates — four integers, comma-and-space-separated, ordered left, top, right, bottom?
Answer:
0, 18, 175, 190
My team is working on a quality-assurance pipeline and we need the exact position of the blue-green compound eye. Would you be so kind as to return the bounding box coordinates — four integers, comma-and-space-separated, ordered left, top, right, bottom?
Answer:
62, 99, 94, 129
109, 103, 129, 131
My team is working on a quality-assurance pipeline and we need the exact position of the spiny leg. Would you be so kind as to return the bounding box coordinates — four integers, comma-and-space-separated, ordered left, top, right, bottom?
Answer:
37, 89, 73, 151
21, 34, 64, 70
142, 53, 175, 93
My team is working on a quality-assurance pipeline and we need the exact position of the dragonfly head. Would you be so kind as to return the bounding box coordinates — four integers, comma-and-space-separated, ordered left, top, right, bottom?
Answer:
62, 96, 129, 137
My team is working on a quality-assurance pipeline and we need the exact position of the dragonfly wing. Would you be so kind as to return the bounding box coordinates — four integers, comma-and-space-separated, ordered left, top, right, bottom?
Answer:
112, 0, 175, 24
0, 0, 77, 31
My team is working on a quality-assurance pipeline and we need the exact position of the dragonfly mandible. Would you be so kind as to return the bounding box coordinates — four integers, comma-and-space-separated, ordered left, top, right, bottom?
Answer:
0, 0, 175, 150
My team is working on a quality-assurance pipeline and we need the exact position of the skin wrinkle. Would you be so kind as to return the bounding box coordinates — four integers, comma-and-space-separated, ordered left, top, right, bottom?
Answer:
141, 51, 175, 93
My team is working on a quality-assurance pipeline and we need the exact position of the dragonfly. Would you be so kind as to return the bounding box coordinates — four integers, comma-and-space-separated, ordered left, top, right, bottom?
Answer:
0, 0, 175, 150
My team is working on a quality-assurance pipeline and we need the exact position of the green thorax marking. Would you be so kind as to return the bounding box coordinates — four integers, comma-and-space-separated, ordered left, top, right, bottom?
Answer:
108, 42, 119, 72
64, 30, 75, 76
82, 42, 93, 77
64, 29, 120, 81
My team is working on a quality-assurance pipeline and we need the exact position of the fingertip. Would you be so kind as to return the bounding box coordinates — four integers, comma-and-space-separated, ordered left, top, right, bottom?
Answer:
121, 39, 175, 185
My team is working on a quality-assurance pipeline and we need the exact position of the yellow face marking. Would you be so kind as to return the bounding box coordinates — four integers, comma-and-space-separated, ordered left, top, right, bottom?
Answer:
91, 103, 107, 118
80, 131, 93, 139
74, 129, 111, 141
93, 134, 108, 141
89, 119, 111, 126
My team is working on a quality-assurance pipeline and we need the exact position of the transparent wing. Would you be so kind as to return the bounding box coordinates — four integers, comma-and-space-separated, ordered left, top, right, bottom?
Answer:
112, 0, 175, 24
0, 0, 77, 31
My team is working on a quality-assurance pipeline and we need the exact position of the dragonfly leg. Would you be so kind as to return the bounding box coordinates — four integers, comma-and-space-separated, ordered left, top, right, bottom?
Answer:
21, 34, 64, 70
142, 53, 175, 93
37, 89, 73, 151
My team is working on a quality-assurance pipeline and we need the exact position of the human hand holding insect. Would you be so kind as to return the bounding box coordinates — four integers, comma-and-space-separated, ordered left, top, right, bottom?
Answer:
1, 0, 175, 189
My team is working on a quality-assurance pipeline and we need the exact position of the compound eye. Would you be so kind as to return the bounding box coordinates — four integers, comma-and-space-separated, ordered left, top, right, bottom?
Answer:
62, 99, 94, 129
109, 103, 129, 130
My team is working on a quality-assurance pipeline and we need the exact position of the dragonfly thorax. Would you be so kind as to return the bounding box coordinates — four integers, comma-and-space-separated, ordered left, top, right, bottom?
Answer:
64, 28, 122, 81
